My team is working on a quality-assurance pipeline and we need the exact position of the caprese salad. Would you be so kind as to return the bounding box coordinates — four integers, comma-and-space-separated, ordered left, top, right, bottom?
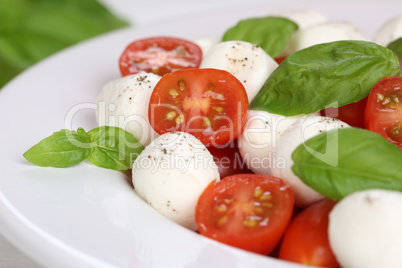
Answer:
24, 8, 402, 268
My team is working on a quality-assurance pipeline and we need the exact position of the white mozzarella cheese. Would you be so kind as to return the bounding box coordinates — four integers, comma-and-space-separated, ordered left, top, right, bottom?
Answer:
374, 14, 402, 46
238, 110, 304, 175
270, 9, 328, 29
96, 72, 160, 146
329, 189, 402, 268
132, 132, 220, 230
193, 36, 220, 56
200, 40, 278, 103
270, 115, 349, 207
285, 21, 370, 55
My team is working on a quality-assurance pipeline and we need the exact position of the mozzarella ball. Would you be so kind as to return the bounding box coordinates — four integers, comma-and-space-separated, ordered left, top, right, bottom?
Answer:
271, 116, 349, 207
270, 9, 328, 29
285, 21, 370, 55
193, 36, 220, 55
238, 110, 304, 175
329, 189, 402, 268
96, 72, 160, 146
132, 132, 220, 230
200, 40, 278, 103
374, 14, 402, 46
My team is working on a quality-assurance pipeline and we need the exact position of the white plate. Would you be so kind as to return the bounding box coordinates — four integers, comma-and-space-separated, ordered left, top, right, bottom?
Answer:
1, 1, 401, 267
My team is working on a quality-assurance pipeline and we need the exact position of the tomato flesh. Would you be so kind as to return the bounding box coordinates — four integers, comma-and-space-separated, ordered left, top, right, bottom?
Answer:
119, 37, 202, 76
196, 174, 294, 255
148, 68, 249, 146
364, 76, 402, 148
274, 56, 287, 64
279, 199, 341, 268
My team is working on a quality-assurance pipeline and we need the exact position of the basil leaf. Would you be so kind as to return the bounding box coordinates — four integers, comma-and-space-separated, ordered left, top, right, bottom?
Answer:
23, 128, 91, 167
387, 37, 402, 57
292, 128, 402, 201
0, 0, 128, 88
88, 126, 144, 170
222, 16, 298, 58
250, 40, 401, 116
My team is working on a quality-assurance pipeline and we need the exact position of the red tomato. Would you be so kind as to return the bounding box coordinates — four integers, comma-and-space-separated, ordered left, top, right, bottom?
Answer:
148, 68, 249, 146
274, 56, 287, 64
208, 139, 253, 178
119, 37, 202, 76
279, 199, 340, 268
196, 174, 294, 255
320, 97, 367, 128
364, 76, 402, 148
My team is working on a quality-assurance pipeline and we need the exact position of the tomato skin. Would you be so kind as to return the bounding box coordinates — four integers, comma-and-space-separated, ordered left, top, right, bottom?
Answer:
274, 56, 287, 64
208, 139, 253, 178
279, 199, 341, 268
148, 68, 249, 147
196, 174, 294, 255
320, 97, 367, 128
364, 76, 402, 148
119, 37, 202, 76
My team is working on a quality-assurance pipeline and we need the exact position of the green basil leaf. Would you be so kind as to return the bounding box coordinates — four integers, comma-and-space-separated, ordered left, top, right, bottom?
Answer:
387, 37, 402, 57
250, 40, 401, 116
222, 16, 298, 58
23, 128, 91, 167
88, 126, 144, 170
0, 0, 129, 88
292, 127, 402, 200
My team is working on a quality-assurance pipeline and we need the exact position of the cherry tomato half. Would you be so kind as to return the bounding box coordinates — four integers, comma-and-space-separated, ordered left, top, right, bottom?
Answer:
207, 139, 253, 178
196, 174, 294, 255
274, 56, 287, 65
119, 37, 202, 76
364, 76, 402, 148
320, 97, 367, 128
279, 199, 341, 268
148, 68, 249, 147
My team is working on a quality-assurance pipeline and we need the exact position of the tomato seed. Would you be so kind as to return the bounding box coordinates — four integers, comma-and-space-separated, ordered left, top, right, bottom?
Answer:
169, 88, 179, 97
215, 204, 227, 213
175, 114, 184, 124
165, 111, 176, 120
217, 216, 228, 226
255, 207, 264, 214
262, 202, 274, 208
213, 106, 224, 113
377, 93, 385, 101
380, 93, 401, 108
254, 187, 263, 198
260, 192, 272, 200
243, 218, 258, 228
389, 124, 402, 139
223, 198, 232, 204
177, 79, 186, 91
